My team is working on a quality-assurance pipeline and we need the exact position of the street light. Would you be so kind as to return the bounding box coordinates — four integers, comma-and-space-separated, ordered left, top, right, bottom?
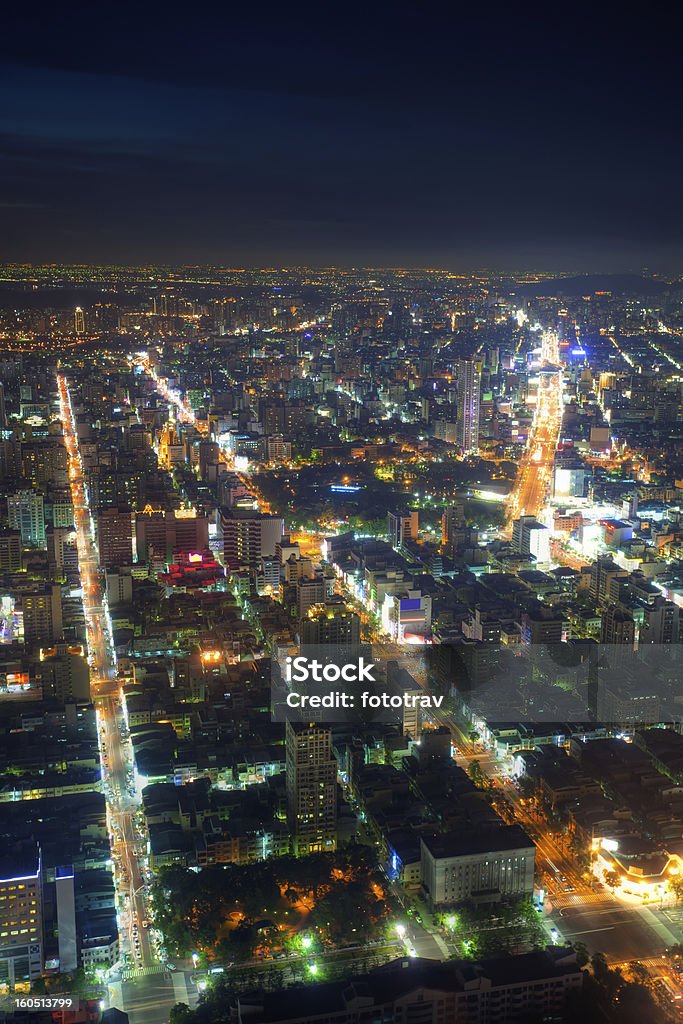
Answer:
301, 935, 312, 950
395, 923, 406, 939
308, 963, 318, 975
192, 952, 199, 967
446, 915, 456, 931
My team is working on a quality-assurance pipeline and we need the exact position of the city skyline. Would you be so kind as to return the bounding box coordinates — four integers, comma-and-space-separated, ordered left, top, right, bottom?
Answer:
0, 267, 681, 1022
2, 7, 683, 1023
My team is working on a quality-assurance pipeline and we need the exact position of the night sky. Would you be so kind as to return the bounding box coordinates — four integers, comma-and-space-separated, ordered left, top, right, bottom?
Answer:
1, 8, 681, 270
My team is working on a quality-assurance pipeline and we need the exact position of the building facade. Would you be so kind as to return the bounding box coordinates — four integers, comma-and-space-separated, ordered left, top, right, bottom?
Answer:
420, 826, 535, 907
286, 721, 337, 856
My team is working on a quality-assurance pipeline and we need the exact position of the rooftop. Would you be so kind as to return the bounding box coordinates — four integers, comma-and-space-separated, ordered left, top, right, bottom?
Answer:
421, 824, 534, 859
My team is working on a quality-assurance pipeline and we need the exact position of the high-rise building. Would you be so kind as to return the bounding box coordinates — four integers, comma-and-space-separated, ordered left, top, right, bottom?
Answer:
520, 601, 565, 645
197, 440, 220, 481
553, 465, 586, 498
21, 441, 69, 487
218, 509, 284, 568
55, 866, 77, 973
41, 645, 90, 702
601, 604, 635, 648
173, 508, 209, 555
433, 418, 457, 444
590, 558, 628, 605
387, 510, 418, 550
295, 575, 327, 617
74, 307, 85, 334
0, 437, 20, 482
456, 356, 482, 455
46, 488, 74, 528
512, 515, 550, 565
7, 490, 45, 547
0, 842, 43, 985
266, 435, 292, 464
640, 596, 680, 645
299, 603, 360, 651
105, 567, 133, 608
134, 506, 167, 562
158, 412, 186, 469
46, 526, 79, 581
22, 585, 63, 646
96, 507, 133, 568
441, 503, 472, 557
0, 529, 22, 571
286, 721, 337, 856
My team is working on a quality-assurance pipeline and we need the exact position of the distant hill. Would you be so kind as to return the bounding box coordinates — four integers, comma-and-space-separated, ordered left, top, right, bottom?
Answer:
515, 274, 681, 297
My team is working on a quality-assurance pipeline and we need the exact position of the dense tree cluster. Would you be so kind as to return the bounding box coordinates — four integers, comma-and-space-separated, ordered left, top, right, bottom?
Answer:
152, 845, 390, 961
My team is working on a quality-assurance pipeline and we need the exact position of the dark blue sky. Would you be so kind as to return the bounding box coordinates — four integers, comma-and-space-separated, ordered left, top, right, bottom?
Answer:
1, 6, 681, 270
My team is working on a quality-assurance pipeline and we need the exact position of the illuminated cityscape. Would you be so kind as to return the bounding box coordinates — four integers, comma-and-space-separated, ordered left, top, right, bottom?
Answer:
0, 265, 681, 1024
2, 7, 683, 1024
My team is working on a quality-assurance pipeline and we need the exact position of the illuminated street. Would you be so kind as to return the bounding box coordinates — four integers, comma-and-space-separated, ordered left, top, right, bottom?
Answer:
505, 330, 564, 531
58, 373, 187, 1023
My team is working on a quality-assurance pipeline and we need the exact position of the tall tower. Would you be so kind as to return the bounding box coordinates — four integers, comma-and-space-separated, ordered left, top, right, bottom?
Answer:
456, 356, 482, 455
96, 507, 134, 568
7, 490, 45, 546
286, 721, 337, 856
441, 503, 466, 549
74, 307, 85, 334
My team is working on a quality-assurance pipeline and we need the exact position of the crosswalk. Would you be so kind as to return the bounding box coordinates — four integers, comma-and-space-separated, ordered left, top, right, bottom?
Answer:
552, 892, 613, 908
608, 956, 668, 972
121, 964, 168, 980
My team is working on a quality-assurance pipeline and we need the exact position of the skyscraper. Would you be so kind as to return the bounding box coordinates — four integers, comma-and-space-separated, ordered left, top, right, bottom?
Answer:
441, 503, 466, 554
640, 596, 680, 644
0, 529, 22, 571
46, 526, 79, 580
0, 842, 43, 985
387, 510, 418, 551
286, 721, 337, 856
74, 307, 85, 334
7, 490, 46, 546
218, 508, 284, 569
456, 356, 482, 455
96, 507, 133, 568
22, 584, 63, 646
512, 515, 550, 565
158, 409, 186, 469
